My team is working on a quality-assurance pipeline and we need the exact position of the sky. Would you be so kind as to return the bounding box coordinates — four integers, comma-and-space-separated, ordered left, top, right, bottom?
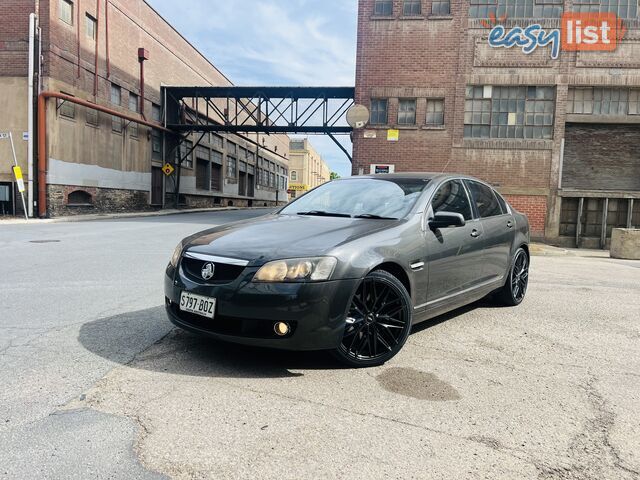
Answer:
148, 0, 358, 177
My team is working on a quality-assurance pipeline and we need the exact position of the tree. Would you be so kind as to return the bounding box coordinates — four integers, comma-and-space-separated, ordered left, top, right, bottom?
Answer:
330, 172, 340, 180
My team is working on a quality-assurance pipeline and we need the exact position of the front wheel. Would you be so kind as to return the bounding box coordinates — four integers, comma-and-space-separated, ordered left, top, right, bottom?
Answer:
496, 247, 530, 306
331, 270, 412, 368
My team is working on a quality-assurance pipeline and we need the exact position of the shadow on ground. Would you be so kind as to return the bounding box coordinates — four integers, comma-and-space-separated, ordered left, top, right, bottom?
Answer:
78, 299, 492, 379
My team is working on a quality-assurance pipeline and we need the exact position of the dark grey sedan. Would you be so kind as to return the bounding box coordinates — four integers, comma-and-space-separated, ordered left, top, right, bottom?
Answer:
165, 174, 530, 367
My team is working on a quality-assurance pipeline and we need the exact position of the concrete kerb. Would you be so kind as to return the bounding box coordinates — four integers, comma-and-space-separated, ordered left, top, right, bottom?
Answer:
0, 207, 275, 225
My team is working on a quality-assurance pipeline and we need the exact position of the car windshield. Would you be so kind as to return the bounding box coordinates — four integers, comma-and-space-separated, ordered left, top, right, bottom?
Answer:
280, 178, 430, 219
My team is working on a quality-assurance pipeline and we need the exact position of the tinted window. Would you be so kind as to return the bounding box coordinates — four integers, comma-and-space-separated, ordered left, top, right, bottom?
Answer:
280, 178, 431, 219
467, 181, 503, 218
431, 180, 472, 220
495, 192, 509, 214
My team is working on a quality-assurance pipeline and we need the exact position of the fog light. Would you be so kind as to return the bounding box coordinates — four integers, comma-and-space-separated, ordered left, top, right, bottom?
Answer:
274, 322, 290, 336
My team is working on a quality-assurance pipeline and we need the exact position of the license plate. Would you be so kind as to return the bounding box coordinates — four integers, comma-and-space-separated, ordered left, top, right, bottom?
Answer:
179, 292, 216, 319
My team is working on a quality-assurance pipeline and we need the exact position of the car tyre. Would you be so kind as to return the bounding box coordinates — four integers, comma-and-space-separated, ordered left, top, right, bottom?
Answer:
496, 247, 530, 306
331, 270, 413, 368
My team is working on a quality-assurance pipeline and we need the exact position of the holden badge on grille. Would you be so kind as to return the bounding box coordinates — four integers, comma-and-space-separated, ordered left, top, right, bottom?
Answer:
201, 262, 216, 280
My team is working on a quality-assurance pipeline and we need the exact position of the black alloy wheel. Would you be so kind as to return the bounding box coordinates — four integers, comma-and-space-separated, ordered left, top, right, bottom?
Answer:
332, 270, 412, 367
497, 247, 530, 306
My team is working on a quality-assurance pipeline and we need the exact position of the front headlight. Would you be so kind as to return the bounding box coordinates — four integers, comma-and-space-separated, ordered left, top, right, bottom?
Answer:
170, 242, 183, 267
253, 257, 337, 283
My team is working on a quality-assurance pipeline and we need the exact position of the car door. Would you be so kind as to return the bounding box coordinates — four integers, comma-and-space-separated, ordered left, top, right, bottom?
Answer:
465, 180, 515, 283
424, 179, 486, 304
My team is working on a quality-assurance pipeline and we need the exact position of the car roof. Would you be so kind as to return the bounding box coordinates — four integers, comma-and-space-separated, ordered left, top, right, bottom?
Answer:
337, 173, 487, 184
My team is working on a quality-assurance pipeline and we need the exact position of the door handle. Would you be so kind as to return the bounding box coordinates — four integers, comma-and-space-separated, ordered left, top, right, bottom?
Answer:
470, 229, 480, 238
507, 221, 514, 229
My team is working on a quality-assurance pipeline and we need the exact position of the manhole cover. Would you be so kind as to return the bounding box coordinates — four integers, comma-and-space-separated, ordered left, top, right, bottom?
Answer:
29, 240, 61, 244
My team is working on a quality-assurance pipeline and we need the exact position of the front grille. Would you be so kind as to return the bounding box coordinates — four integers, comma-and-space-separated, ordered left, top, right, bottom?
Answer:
168, 301, 296, 339
181, 256, 245, 285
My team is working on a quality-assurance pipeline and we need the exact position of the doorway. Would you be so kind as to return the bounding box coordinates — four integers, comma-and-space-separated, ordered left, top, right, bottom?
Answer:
0, 183, 14, 216
151, 167, 164, 206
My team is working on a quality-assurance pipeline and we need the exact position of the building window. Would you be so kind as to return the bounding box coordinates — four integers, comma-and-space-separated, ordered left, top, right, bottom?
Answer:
227, 156, 237, 178
67, 190, 92, 205
426, 99, 445, 127
227, 142, 237, 155
291, 171, 298, 181
568, 87, 640, 116
370, 99, 388, 125
86, 14, 96, 40
432, 0, 451, 14
464, 85, 555, 139
625, 88, 638, 114
59, 0, 74, 25
151, 103, 162, 160
210, 133, 224, 149
403, 0, 422, 15
86, 102, 98, 126
374, 0, 393, 15
110, 84, 122, 133
469, 0, 562, 19
574, 0, 638, 18
398, 99, 417, 125
128, 93, 139, 138
151, 103, 162, 123
567, 88, 594, 114
196, 159, 210, 190
58, 93, 75, 119
179, 140, 193, 169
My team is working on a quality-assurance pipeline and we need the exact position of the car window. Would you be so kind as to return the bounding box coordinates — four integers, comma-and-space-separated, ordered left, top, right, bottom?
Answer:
466, 181, 503, 218
280, 178, 431, 219
495, 192, 509, 214
431, 180, 473, 220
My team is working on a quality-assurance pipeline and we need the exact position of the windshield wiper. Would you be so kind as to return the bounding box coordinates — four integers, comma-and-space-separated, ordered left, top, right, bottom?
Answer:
354, 214, 398, 220
296, 210, 352, 218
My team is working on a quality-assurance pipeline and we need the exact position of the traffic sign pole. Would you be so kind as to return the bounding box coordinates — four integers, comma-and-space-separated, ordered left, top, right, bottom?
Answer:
7, 132, 28, 221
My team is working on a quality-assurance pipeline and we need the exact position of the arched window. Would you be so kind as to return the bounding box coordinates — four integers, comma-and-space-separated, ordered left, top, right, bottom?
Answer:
67, 190, 93, 205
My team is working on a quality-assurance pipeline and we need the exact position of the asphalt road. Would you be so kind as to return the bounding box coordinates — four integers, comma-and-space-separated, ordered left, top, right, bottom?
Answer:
1, 211, 639, 480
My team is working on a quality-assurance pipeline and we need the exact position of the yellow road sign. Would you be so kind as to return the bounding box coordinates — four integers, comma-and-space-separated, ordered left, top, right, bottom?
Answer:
288, 183, 309, 192
162, 163, 175, 176
12, 166, 25, 193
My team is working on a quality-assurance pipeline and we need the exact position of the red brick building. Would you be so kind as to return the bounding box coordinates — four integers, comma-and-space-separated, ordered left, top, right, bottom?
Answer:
353, 0, 640, 246
0, 0, 290, 218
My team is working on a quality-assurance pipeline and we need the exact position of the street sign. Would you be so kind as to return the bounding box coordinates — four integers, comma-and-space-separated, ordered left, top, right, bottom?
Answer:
13, 166, 25, 193
387, 129, 399, 142
162, 163, 175, 176
0, 132, 9, 139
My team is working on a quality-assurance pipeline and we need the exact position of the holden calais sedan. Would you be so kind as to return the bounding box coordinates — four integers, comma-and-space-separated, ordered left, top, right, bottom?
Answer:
165, 174, 530, 367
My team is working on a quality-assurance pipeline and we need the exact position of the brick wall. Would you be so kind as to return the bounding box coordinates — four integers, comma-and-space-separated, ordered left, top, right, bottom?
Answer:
354, 0, 640, 241
0, 0, 35, 76
563, 124, 640, 191
505, 194, 547, 237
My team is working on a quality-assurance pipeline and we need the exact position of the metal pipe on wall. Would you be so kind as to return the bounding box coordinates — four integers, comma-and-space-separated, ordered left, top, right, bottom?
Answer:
105, 0, 110, 78
37, 92, 171, 217
93, 0, 100, 97
27, 13, 37, 218
76, 0, 81, 78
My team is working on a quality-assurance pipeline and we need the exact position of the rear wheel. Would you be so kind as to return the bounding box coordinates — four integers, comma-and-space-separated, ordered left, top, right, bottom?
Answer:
496, 247, 529, 306
331, 270, 412, 368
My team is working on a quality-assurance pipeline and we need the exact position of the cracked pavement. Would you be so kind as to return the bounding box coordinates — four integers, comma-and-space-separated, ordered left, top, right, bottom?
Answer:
1, 211, 639, 479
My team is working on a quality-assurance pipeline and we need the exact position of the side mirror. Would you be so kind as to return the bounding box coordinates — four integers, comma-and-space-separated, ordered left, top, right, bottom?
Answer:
429, 211, 466, 230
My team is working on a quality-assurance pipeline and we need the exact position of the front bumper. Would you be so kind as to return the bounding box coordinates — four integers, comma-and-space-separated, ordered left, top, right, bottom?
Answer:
164, 263, 359, 351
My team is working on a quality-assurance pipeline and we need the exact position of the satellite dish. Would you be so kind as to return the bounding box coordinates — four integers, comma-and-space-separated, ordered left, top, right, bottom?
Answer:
346, 104, 370, 129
